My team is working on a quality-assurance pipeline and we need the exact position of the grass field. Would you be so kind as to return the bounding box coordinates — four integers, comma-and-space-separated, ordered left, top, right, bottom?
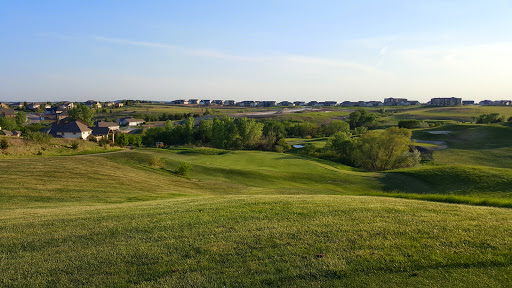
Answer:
3, 104, 512, 286
1, 146, 512, 286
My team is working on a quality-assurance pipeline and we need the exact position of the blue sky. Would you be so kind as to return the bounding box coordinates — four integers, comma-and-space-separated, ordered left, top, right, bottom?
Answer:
1, 0, 512, 102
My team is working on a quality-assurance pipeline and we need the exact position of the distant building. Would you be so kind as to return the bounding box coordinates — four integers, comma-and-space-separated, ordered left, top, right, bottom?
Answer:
307, 101, 319, 106
212, 100, 224, 105
238, 101, 257, 107
322, 101, 337, 107
199, 100, 211, 105
430, 97, 462, 106
462, 100, 475, 105
58, 102, 74, 110
223, 100, 236, 106
84, 100, 102, 109
260, 101, 277, 107
278, 101, 294, 107
188, 99, 198, 105
384, 98, 408, 106
95, 120, 120, 131
118, 117, 145, 126
340, 101, 358, 107
0, 107, 16, 118
493, 100, 512, 106
479, 100, 493, 106
172, 100, 189, 105
293, 101, 306, 106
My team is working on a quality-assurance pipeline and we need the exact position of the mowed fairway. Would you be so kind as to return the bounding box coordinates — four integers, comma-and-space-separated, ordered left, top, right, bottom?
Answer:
1, 149, 512, 287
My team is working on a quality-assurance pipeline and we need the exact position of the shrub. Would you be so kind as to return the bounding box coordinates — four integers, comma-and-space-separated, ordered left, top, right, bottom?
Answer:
150, 156, 163, 168
398, 120, 430, 129
70, 141, 80, 150
24, 131, 52, 143
176, 162, 192, 176
476, 113, 506, 124
0, 139, 8, 150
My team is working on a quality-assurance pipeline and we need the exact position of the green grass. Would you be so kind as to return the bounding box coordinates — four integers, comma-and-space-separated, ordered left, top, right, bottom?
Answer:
411, 123, 512, 168
0, 136, 122, 159
2, 136, 512, 286
2, 196, 511, 287
286, 137, 329, 148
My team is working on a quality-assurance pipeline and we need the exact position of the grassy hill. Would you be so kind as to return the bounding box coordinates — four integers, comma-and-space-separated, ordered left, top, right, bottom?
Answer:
1, 147, 512, 286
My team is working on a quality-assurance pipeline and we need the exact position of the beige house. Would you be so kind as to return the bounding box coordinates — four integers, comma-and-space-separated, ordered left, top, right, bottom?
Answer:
50, 120, 92, 139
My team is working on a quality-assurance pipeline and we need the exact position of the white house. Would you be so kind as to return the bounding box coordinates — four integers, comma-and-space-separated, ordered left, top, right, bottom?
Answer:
49, 120, 92, 139
118, 117, 145, 126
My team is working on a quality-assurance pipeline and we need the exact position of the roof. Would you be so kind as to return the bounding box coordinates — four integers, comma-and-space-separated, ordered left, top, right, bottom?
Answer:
92, 127, 111, 136
119, 118, 144, 123
0, 107, 16, 117
50, 120, 92, 134
96, 121, 119, 128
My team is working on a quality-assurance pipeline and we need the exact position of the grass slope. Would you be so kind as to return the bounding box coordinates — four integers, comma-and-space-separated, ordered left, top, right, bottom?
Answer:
2, 196, 511, 287
2, 148, 512, 286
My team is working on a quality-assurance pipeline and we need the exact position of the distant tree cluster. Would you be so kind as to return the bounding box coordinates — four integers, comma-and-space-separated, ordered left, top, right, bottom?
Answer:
136, 112, 201, 122
476, 113, 506, 124
316, 127, 420, 171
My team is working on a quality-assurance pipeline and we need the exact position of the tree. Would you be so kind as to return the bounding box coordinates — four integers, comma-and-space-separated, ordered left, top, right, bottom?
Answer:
348, 109, 377, 129
322, 120, 350, 136
351, 127, 420, 171
15, 111, 26, 127
324, 131, 354, 164
68, 104, 95, 126
0, 117, 17, 130
236, 117, 263, 149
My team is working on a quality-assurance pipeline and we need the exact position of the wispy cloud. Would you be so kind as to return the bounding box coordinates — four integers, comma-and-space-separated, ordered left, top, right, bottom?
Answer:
94, 36, 264, 62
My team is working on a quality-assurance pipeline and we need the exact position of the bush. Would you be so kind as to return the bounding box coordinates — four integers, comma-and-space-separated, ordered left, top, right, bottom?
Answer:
476, 113, 506, 124
398, 120, 430, 129
176, 162, 192, 176
150, 156, 163, 168
0, 139, 8, 150
70, 141, 80, 150
24, 131, 52, 143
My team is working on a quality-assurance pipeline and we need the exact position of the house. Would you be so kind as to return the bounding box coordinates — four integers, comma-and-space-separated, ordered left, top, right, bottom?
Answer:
118, 117, 145, 126
212, 100, 224, 105
188, 99, 199, 105
0, 107, 16, 118
85, 100, 102, 109
199, 100, 211, 105
463, 100, 475, 105
105, 102, 115, 107
115, 102, 124, 108
384, 98, 408, 106
494, 100, 512, 106
322, 101, 337, 107
90, 127, 115, 142
45, 107, 66, 116
11, 102, 24, 109
430, 97, 462, 106
2, 130, 22, 137
260, 101, 277, 107
408, 100, 420, 105
278, 101, 294, 107
49, 120, 92, 139
294, 101, 306, 106
340, 101, 358, 107
223, 100, 236, 106
58, 102, 74, 110
27, 103, 45, 110
238, 101, 257, 107
95, 120, 120, 131
365, 101, 384, 107
172, 100, 189, 105
307, 101, 319, 106
0, 103, 8, 108
479, 100, 493, 106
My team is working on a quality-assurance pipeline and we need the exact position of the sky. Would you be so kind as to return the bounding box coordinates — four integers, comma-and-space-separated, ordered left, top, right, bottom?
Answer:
1, 0, 512, 102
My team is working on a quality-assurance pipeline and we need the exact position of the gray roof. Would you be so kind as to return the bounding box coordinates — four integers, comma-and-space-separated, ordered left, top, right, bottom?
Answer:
50, 120, 92, 134
96, 121, 119, 128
